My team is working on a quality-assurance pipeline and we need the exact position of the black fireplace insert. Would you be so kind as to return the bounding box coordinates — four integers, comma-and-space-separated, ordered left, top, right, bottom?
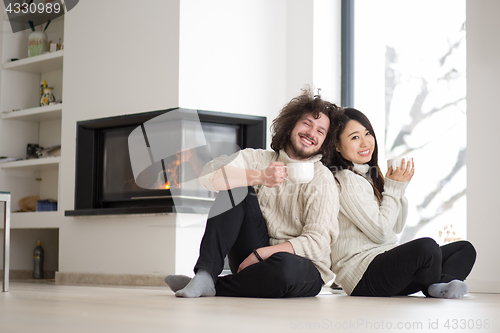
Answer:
65, 108, 266, 216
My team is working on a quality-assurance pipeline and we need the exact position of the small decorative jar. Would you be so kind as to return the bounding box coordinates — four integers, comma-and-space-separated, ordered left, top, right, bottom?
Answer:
41, 87, 55, 106
28, 30, 47, 57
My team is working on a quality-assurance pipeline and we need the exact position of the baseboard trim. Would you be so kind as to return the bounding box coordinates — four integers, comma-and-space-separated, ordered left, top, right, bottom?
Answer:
467, 279, 500, 294
55, 272, 166, 287
0, 270, 56, 280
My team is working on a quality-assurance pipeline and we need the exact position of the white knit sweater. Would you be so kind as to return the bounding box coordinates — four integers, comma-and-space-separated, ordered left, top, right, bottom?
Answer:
331, 163, 409, 295
199, 148, 340, 283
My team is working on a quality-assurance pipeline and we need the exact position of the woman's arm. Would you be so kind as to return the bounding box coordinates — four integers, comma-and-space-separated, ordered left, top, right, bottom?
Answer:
339, 171, 409, 244
393, 193, 408, 234
386, 159, 413, 234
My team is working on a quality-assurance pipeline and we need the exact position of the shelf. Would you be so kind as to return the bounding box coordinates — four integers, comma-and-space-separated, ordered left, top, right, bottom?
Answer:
0, 157, 60, 171
3, 50, 63, 73
10, 211, 62, 229
1, 103, 62, 122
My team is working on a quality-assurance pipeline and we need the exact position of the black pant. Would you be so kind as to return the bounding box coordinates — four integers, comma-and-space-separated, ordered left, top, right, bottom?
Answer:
194, 186, 324, 298
351, 237, 476, 297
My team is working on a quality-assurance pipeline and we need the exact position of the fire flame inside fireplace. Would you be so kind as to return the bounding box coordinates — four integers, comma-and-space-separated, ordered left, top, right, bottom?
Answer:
159, 150, 193, 190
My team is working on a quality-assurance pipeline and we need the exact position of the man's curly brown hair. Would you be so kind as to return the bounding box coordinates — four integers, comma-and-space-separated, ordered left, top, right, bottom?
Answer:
270, 87, 343, 166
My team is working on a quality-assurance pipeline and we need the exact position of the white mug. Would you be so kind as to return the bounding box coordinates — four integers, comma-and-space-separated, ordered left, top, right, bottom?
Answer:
285, 162, 314, 184
387, 157, 412, 171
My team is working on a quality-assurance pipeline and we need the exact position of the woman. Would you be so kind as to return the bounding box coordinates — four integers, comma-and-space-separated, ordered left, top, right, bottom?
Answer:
329, 108, 476, 298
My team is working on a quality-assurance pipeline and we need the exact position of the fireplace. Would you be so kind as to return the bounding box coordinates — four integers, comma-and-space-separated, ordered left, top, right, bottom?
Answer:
65, 108, 266, 216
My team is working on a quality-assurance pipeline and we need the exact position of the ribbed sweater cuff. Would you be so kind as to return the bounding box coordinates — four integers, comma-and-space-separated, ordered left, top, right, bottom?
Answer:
288, 238, 305, 258
383, 178, 408, 198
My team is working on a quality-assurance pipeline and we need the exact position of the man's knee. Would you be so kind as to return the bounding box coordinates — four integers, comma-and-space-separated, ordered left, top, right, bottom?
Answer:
267, 252, 316, 283
208, 186, 253, 219
266, 252, 322, 297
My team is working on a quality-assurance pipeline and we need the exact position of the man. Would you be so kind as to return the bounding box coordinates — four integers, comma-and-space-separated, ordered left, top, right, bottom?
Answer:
165, 89, 342, 298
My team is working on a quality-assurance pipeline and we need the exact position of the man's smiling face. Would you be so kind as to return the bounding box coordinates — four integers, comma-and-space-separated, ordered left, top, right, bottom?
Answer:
285, 112, 330, 161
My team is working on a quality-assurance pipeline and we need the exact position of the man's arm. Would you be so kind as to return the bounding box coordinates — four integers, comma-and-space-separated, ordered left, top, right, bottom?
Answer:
211, 162, 287, 191
237, 166, 339, 274
237, 241, 294, 273
287, 169, 339, 261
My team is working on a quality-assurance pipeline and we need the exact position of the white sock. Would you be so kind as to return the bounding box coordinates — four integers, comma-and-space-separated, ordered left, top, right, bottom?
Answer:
164, 275, 192, 292
428, 280, 470, 299
175, 269, 215, 298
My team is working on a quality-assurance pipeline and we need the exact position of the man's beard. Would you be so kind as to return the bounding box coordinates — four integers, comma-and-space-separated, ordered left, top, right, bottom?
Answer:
288, 135, 321, 160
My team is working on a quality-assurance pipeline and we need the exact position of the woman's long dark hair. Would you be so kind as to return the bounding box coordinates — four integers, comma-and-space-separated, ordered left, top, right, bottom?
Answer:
330, 108, 385, 202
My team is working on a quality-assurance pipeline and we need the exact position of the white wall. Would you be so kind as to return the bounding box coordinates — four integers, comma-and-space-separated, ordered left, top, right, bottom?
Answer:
283, 0, 342, 104
178, 0, 341, 146
179, 0, 287, 143
313, 0, 342, 104
285, 0, 313, 103
466, 0, 500, 293
59, 0, 182, 277
53, 0, 341, 280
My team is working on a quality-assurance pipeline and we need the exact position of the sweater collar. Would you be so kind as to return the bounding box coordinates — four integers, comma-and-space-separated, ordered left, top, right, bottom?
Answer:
353, 163, 370, 174
278, 150, 322, 164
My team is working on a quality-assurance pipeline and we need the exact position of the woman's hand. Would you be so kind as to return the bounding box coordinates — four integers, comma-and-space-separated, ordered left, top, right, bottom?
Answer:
259, 162, 287, 188
386, 158, 414, 183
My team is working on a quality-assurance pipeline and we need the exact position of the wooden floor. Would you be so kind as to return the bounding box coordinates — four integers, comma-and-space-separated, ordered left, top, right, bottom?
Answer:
1, 281, 499, 333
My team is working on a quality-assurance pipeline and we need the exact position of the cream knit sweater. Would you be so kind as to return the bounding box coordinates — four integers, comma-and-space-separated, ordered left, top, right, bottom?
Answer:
331, 163, 409, 295
199, 148, 339, 283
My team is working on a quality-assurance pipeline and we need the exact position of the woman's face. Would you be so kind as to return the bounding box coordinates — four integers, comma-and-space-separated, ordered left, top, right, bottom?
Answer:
336, 120, 375, 164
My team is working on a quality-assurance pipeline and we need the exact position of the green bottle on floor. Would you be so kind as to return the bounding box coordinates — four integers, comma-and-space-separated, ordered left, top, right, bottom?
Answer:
33, 240, 44, 279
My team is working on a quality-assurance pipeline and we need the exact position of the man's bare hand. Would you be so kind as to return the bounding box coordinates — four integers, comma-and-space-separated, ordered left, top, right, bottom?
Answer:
237, 251, 261, 273
259, 162, 287, 188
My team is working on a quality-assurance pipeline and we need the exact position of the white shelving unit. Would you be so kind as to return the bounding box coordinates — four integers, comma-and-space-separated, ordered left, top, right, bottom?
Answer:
3, 50, 63, 73
1, 103, 62, 122
0, 156, 60, 171
0, 11, 65, 220
0, 12, 65, 280
0, 156, 61, 221
6, 211, 62, 229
